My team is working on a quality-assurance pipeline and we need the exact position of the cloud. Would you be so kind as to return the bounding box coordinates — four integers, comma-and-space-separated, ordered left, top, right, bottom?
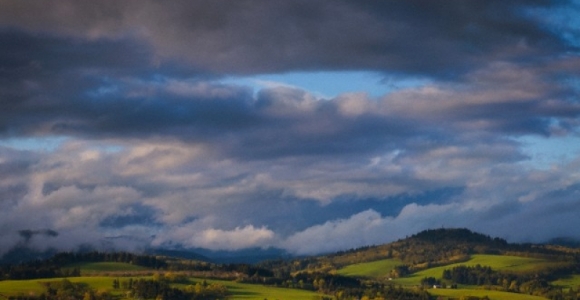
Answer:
0, 0, 575, 76
282, 175, 580, 255
2, 42, 578, 162
0, 1, 580, 257
282, 210, 389, 255
18, 229, 59, 242
153, 223, 275, 251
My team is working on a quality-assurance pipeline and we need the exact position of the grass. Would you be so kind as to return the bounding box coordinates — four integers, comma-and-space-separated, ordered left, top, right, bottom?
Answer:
333, 254, 559, 299
0, 279, 46, 297
188, 279, 326, 300
336, 258, 403, 278
390, 254, 561, 286
0, 276, 325, 300
428, 287, 547, 300
456, 255, 561, 272
0, 255, 564, 300
0, 277, 121, 297
552, 274, 580, 291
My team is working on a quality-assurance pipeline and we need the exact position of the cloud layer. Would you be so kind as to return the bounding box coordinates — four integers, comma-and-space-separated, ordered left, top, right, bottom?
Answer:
0, 0, 579, 256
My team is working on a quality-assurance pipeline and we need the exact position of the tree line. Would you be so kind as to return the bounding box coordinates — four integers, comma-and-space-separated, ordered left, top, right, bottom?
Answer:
6, 279, 113, 300
5, 277, 229, 300
50, 252, 167, 269
0, 251, 166, 281
440, 264, 580, 299
119, 278, 227, 300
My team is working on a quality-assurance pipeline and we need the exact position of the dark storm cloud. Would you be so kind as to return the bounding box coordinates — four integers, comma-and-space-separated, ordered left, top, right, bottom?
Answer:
18, 229, 59, 242
0, 29, 217, 137
0, 28, 436, 158
99, 204, 160, 228
0, 1, 577, 149
0, 0, 575, 76
196, 186, 465, 236
0, 30, 155, 136
2, 35, 576, 160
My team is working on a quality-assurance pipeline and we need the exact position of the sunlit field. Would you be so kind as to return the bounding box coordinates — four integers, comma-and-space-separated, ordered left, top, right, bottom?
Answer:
183, 279, 326, 300
427, 287, 547, 300
0, 276, 325, 300
337, 258, 403, 278
0, 277, 122, 297
552, 274, 580, 291
391, 254, 562, 286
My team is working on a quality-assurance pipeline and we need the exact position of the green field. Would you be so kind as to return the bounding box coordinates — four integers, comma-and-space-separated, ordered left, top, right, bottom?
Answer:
552, 274, 580, 291
0, 276, 325, 300
186, 279, 326, 300
428, 287, 547, 300
337, 258, 403, 278
336, 254, 556, 285
0, 277, 121, 297
334, 254, 561, 299
390, 254, 560, 286
0, 255, 567, 300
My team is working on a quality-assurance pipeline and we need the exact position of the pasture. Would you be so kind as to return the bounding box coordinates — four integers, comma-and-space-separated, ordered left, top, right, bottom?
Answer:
0, 277, 121, 297
187, 279, 326, 300
427, 287, 547, 300
552, 274, 580, 291
336, 258, 403, 278
0, 255, 566, 300
333, 254, 561, 299
391, 254, 562, 286
0, 276, 325, 300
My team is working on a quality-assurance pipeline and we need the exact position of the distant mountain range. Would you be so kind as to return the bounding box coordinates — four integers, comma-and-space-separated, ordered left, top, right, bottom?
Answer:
145, 246, 291, 264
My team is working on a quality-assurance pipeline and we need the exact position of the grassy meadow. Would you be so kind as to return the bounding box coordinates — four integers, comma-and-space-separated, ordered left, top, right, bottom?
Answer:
0, 275, 325, 300
336, 254, 561, 285
0, 252, 574, 300
336, 258, 403, 278
427, 287, 547, 300
180, 279, 325, 300
552, 274, 580, 291
334, 254, 566, 299
0, 276, 121, 297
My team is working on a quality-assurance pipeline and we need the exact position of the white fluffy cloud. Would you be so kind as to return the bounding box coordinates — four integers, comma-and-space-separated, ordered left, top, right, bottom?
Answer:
154, 223, 275, 251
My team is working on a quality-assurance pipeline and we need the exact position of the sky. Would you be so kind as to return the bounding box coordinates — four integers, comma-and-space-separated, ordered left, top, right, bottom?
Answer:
1, 0, 580, 257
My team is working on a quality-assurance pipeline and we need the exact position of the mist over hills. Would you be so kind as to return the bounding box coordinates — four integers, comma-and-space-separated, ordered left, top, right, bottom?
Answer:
146, 247, 290, 264
547, 237, 580, 248
2, 228, 580, 300
2, 228, 579, 266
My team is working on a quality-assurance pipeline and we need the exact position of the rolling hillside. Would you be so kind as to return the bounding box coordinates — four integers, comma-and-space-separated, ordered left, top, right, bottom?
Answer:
272, 228, 579, 273
260, 228, 580, 299
1, 228, 580, 300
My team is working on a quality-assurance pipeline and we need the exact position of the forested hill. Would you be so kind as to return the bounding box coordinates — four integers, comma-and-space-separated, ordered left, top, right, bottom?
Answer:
409, 228, 508, 245
259, 228, 580, 275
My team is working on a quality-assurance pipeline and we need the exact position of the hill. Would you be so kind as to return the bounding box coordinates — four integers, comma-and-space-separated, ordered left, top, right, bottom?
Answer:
256, 228, 580, 299
266, 228, 578, 273
2, 228, 580, 300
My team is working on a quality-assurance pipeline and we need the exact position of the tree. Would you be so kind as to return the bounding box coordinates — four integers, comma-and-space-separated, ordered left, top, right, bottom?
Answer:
508, 280, 519, 292
112, 278, 119, 289
83, 291, 95, 300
